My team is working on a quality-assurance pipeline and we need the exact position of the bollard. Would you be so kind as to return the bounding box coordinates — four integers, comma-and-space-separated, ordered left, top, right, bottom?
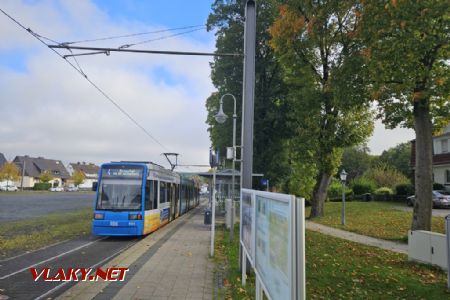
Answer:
225, 199, 232, 229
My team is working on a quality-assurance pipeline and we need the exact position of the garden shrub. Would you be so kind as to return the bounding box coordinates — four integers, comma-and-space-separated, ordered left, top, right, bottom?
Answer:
362, 163, 409, 189
395, 183, 414, 196
374, 187, 394, 195
351, 177, 376, 195
33, 182, 51, 190
328, 179, 352, 199
433, 182, 445, 190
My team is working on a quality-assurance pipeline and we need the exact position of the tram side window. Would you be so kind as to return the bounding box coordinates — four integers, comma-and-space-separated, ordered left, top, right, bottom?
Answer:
145, 181, 151, 210
160, 182, 167, 203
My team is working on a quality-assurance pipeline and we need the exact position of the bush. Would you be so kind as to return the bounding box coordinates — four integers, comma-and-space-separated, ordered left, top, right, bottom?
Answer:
328, 179, 352, 199
395, 183, 414, 196
33, 182, 52, 190
433, 182, 445, 190
374, 187, 394, 195
351, 177, 376, 195
362, 163, 409, 189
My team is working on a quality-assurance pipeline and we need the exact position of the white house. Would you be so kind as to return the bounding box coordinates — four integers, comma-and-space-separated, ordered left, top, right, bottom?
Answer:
13, 155, 70, 188
432, 124, 450, 189
67, 162, 100, 190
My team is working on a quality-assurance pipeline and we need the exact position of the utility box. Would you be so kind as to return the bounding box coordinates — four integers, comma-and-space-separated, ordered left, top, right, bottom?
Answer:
408, 230, 447, 270
204, 209, 212, 225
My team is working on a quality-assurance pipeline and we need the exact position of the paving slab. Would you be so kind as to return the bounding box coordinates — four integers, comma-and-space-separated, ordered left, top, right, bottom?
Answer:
57, 202, 214, 300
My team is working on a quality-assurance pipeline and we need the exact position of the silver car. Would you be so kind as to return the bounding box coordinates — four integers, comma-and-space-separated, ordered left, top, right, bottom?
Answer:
407, 190, 450, 208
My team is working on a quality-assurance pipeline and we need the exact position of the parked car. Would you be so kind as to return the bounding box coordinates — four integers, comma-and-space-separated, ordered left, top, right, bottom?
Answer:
65, 185, 79, 192
49, 186, 64, 192
406, 190, 450, 208
0, 185, 18, 192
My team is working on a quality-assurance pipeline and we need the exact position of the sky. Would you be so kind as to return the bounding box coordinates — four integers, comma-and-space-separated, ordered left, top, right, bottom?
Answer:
0, 0, 415, 172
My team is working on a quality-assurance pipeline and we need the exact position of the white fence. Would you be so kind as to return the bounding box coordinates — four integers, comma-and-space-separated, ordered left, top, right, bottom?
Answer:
240, 189, 305, 300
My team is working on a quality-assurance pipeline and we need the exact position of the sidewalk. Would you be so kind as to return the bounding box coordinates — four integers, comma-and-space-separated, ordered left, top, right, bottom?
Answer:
58, 202, 214, 300
305, 221, 408, 254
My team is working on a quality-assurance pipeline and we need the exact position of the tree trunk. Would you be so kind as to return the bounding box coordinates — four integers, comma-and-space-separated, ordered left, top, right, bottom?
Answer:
310, 172, 332, 218
411, 95, 433, 231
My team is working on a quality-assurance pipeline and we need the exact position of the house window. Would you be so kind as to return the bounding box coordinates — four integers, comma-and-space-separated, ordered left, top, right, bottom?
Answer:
442, 139, 449, 153
446, 170, 450, 183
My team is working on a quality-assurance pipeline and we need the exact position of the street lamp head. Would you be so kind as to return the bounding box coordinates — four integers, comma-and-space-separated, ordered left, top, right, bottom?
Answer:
214, 104, 228, 124
340, 169, 347, 182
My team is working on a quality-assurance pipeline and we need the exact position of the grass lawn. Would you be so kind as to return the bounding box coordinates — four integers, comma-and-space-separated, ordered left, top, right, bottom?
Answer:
0, 208, 92, 258
215, 225, 449, 299
214, 225, 255, 300
305, 201, 445, 242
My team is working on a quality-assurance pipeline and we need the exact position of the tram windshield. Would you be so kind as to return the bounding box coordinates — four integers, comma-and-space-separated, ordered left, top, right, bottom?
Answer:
96, 166, 144, 211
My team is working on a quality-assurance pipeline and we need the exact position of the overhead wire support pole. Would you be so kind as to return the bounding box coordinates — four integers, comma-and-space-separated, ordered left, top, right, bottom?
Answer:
48, 45, 242, 57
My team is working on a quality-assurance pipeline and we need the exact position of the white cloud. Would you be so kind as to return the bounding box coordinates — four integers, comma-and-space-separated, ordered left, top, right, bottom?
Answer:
0, 0, 214, 169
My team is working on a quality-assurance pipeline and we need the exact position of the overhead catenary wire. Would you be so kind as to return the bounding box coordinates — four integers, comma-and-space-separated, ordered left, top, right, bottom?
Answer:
61, 24, 205, 45
119, 27, 205, 49
0, 7, 170, 153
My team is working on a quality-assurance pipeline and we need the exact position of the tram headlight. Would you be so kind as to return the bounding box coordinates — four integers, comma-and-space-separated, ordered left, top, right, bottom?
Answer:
94, 213, 104, 220
128, 213, 142, 220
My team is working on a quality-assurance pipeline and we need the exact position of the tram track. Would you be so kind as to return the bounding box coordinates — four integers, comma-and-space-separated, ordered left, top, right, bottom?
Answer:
0, 235, 140, 299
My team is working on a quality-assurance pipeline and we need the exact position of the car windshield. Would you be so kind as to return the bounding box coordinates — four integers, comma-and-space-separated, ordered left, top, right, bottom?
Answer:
96, 179, 142, 210
435, 190, 450, 196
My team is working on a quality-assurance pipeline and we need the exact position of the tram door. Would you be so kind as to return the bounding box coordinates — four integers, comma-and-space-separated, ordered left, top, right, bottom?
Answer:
170, 184, 176, 221
174, 184, 180, 218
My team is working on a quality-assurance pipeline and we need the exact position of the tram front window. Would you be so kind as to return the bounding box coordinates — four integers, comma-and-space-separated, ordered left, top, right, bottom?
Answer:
96, 179, 142, 210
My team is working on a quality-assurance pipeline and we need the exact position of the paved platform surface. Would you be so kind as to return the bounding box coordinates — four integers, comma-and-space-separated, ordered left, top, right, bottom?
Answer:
58, 203, 214, 300
306, 221, 408, 254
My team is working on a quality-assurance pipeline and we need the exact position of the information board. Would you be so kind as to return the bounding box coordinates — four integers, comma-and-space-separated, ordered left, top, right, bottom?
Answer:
255, 195, 291, 300
239, 189, 305, 300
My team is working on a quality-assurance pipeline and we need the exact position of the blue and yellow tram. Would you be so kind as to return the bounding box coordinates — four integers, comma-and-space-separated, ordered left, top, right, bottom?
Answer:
92, 161, 199, 236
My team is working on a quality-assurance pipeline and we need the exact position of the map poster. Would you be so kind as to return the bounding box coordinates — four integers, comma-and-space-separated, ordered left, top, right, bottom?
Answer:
255, 195, 291, 300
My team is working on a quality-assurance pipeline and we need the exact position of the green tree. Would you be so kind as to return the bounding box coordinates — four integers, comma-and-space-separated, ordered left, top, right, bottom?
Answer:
270, 1, 374, 217
39, 170, 53, 183
360, 1, 449, 230
72, 170, 86, 187
0, 162, 20, 187
379, 142, 412, 179
341, 145, 375, 180
206, 0, 291, 186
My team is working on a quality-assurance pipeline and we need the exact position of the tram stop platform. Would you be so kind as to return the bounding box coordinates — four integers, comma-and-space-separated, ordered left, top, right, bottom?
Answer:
58, 201, 214, 300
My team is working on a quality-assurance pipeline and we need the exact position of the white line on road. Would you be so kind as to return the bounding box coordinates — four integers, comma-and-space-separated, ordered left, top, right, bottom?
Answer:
0, 237, 108, 280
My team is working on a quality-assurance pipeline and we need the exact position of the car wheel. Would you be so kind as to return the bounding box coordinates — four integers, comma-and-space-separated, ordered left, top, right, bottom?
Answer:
406, 199, 413, 207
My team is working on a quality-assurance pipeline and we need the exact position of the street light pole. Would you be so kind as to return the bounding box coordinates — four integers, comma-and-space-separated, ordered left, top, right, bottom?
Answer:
215, 93, 238, 240
340, 169, 347, 226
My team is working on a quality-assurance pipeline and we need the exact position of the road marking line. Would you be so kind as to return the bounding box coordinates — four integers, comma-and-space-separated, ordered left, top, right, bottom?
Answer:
0, 237, 108, 280
34, 240, 137, 300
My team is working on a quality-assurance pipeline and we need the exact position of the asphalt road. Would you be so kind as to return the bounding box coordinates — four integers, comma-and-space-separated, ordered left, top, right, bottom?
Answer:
394, 206, 450, 217
0, 234, 140, 300
0, 192, 95, 222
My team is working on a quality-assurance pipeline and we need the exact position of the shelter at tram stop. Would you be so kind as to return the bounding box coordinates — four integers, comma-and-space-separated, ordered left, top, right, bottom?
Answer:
195, 168, 264, 203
